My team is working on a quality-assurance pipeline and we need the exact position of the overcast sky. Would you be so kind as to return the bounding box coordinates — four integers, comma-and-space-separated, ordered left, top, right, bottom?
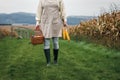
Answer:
0, 0, 119, 16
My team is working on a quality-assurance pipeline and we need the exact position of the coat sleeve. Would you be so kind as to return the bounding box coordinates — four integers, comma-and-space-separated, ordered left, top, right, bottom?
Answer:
36, 0, 43, 24
60, 0, 67, 22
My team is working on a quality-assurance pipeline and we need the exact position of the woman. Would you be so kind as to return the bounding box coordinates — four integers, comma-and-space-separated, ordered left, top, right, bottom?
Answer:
36, 0, 67, 66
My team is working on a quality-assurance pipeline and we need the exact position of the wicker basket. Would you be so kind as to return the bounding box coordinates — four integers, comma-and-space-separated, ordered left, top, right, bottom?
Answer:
31, 27, 44, 45
31, 35, 44, 45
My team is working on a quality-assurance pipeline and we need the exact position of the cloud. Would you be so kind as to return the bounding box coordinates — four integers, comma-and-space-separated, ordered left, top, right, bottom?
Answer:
0, 0, 119, 16
64, 0, 120, 16
0, 0, 39, 13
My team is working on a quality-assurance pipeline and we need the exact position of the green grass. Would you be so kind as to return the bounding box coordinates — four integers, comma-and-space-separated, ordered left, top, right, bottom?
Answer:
0, 37, 120, 80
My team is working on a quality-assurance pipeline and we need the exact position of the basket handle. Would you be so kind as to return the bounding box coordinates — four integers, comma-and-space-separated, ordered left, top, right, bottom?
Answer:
35, 25, 43, 36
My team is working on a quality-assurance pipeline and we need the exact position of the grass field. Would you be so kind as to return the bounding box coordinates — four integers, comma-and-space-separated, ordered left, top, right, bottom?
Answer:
0, 37, 120, 80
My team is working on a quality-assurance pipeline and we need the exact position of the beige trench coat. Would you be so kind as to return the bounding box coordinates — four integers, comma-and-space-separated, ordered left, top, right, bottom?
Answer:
36, 0, 67, 38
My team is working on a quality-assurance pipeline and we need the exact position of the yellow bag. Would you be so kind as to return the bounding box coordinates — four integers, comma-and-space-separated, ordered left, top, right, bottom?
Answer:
62, 28, 70, 41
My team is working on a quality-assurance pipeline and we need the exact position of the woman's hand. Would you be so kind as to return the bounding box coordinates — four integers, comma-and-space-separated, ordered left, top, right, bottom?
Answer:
63, 21, 68, 27
35, 25, 41, 31
35, 21, 41, 31
62, 19, 68, 27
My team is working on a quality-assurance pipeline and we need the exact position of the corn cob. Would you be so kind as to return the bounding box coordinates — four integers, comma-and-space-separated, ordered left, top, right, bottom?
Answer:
65, 29, 70, 41
62, 28, 67, 40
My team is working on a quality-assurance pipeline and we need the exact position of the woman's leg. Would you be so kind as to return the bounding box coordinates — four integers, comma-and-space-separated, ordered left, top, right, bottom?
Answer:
44, 38, 50, 66
52, 37, 59, 64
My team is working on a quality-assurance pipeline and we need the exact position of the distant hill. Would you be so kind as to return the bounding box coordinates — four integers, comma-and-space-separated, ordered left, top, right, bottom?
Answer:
0, 12, 36, 25
67, 16, 96, 25
0, 12, 96, 25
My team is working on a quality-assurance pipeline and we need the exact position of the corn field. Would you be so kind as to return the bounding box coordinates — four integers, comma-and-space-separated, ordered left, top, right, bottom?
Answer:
0, 26, 18, 38
0, 26, 34, 39
68, 11, 120, 49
